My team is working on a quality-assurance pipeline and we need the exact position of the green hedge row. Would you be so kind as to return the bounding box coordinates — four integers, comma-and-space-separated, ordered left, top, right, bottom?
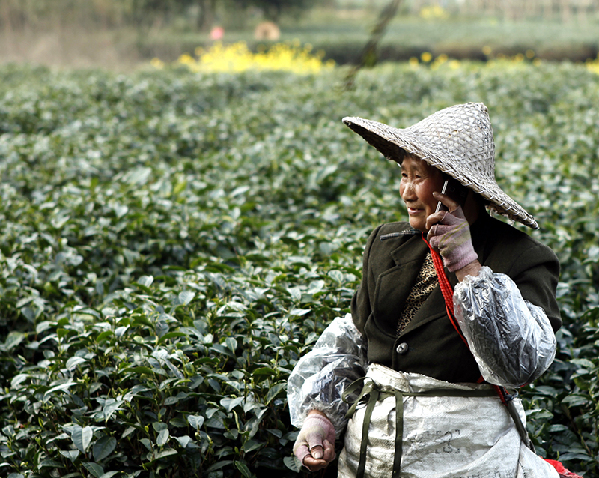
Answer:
134, 18, 599, 64
0, 61, 597, 477
137, 39, 599, 65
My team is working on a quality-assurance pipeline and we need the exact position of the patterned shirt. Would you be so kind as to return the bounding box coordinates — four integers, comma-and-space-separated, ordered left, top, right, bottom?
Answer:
397, 252, 438, 335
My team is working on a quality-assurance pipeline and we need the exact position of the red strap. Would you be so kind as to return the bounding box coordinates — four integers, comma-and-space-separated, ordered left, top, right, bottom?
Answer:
422, 235, 468, 347
422, 235, 494, 393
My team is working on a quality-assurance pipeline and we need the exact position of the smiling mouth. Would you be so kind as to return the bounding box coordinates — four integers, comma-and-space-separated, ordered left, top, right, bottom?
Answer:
407, 207, 423, 215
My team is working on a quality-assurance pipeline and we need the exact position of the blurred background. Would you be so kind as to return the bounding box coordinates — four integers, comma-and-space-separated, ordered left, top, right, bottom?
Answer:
1, 0, 598, 69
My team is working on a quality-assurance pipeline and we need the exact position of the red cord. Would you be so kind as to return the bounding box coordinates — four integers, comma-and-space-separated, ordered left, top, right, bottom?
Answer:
422, 235, 468, 347
422, 235, 491, 393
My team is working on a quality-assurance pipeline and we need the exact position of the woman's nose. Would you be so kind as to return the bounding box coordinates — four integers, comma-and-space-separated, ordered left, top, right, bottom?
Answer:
401, 180, 415, 199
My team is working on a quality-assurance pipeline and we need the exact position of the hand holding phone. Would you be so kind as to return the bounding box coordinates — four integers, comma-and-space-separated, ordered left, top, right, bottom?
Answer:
429, 178, 478, 271
435, 178, 469, 213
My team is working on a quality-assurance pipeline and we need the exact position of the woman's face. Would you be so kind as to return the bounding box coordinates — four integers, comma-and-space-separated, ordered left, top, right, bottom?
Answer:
399, 156, 446, 232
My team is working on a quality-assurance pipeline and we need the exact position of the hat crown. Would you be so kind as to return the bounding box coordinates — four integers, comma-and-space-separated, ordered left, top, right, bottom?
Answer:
342, 102, 539, 228
403, 103, 495, 182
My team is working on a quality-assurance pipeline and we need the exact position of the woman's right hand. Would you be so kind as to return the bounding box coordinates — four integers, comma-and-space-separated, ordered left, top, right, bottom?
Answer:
293, 410, 336, 471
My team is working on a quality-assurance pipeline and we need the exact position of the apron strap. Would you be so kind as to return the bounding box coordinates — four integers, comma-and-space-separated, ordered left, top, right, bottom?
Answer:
349, 380, 496, 478
505, 393, 536, 453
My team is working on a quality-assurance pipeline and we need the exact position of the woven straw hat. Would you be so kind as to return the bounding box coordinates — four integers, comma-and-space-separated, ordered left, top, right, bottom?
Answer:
343, 102, 538, 229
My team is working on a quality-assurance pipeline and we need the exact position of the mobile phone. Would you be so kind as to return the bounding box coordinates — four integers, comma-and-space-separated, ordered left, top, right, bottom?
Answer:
435, 178, 469, 212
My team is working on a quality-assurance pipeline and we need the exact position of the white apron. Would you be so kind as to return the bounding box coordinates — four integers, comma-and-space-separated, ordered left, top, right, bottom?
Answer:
337, 364, 559, 478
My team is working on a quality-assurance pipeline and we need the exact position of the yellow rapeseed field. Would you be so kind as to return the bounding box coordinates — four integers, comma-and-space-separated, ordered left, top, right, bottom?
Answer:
150, 41, 599, 76
152, 41, 334, 74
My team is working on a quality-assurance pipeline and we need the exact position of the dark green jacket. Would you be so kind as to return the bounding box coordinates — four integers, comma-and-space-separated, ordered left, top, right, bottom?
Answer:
350, 212, 561, 384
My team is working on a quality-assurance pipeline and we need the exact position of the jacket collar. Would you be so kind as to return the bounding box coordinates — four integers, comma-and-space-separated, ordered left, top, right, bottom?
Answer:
389, 231, 429, 268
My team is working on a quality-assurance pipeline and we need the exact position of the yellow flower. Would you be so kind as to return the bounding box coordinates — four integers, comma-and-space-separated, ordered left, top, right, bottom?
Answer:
420, 5, 447, 19
150, 58, 164, 69
432, 54, 448, 69
421, 52, 432, 62
178, 54, 194, 65
167, 41, 335, 74
587, 55, 599, 75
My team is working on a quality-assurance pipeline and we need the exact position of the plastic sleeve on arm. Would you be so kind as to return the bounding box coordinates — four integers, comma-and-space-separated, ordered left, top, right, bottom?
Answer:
453, 266, 556, 388
287, 313, 367, 433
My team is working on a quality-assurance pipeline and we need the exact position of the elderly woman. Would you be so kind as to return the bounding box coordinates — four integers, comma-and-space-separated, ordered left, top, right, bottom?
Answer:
288, 103, 564, 477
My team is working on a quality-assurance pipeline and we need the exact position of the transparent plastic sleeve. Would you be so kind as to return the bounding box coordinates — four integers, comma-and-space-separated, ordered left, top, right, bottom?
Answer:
454, 266, 557, 388
287, 313, 367, 433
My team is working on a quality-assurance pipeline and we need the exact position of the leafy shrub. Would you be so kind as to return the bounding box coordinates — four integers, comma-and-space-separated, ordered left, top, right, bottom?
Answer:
0, 61, 597, 477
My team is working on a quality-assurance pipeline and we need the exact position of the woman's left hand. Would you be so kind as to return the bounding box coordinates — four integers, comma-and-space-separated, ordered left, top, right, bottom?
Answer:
293, 411, 336, 471
426, 192, 478, 273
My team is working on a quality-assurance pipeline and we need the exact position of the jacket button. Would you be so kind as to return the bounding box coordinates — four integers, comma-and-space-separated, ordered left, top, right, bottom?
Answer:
396, 342, 408, 355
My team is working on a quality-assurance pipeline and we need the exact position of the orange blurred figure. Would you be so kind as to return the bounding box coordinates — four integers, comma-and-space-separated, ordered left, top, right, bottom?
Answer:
210, 27, 224, 40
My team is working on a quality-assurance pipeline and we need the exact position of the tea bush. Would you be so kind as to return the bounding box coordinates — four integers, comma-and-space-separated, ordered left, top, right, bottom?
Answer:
0, 61, 597, 477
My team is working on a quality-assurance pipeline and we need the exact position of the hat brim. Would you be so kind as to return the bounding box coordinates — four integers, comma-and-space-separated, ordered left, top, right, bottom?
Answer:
343, 116, 539, 229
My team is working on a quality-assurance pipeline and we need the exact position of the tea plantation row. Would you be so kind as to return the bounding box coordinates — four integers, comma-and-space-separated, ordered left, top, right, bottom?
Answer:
0, 62, 597, 477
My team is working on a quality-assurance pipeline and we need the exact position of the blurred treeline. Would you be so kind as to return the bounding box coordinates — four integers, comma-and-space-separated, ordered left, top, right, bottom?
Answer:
2, 1, 599, 68
2, 0, 599, 34
0, 0, 321, 32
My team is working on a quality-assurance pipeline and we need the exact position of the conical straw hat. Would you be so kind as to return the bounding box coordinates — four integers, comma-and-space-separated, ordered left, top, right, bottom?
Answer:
343, 102, 538, 229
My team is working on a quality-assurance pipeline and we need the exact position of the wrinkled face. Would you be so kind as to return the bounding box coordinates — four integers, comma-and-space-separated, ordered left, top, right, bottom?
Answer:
399, 156, 445, 232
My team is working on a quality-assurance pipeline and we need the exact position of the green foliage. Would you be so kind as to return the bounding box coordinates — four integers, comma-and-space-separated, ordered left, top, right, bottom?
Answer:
244, 0, 319, 22
0, 61, 598, 477
139, 18, 599, 65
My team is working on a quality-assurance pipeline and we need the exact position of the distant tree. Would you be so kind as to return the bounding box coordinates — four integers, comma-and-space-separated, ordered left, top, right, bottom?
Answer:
197, 0, 217, 31
232, 0, 319, 23
345, 0, 403, 89
121, 0, 196, 28
119, 0, 318, 32
122, 0, 219, 32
